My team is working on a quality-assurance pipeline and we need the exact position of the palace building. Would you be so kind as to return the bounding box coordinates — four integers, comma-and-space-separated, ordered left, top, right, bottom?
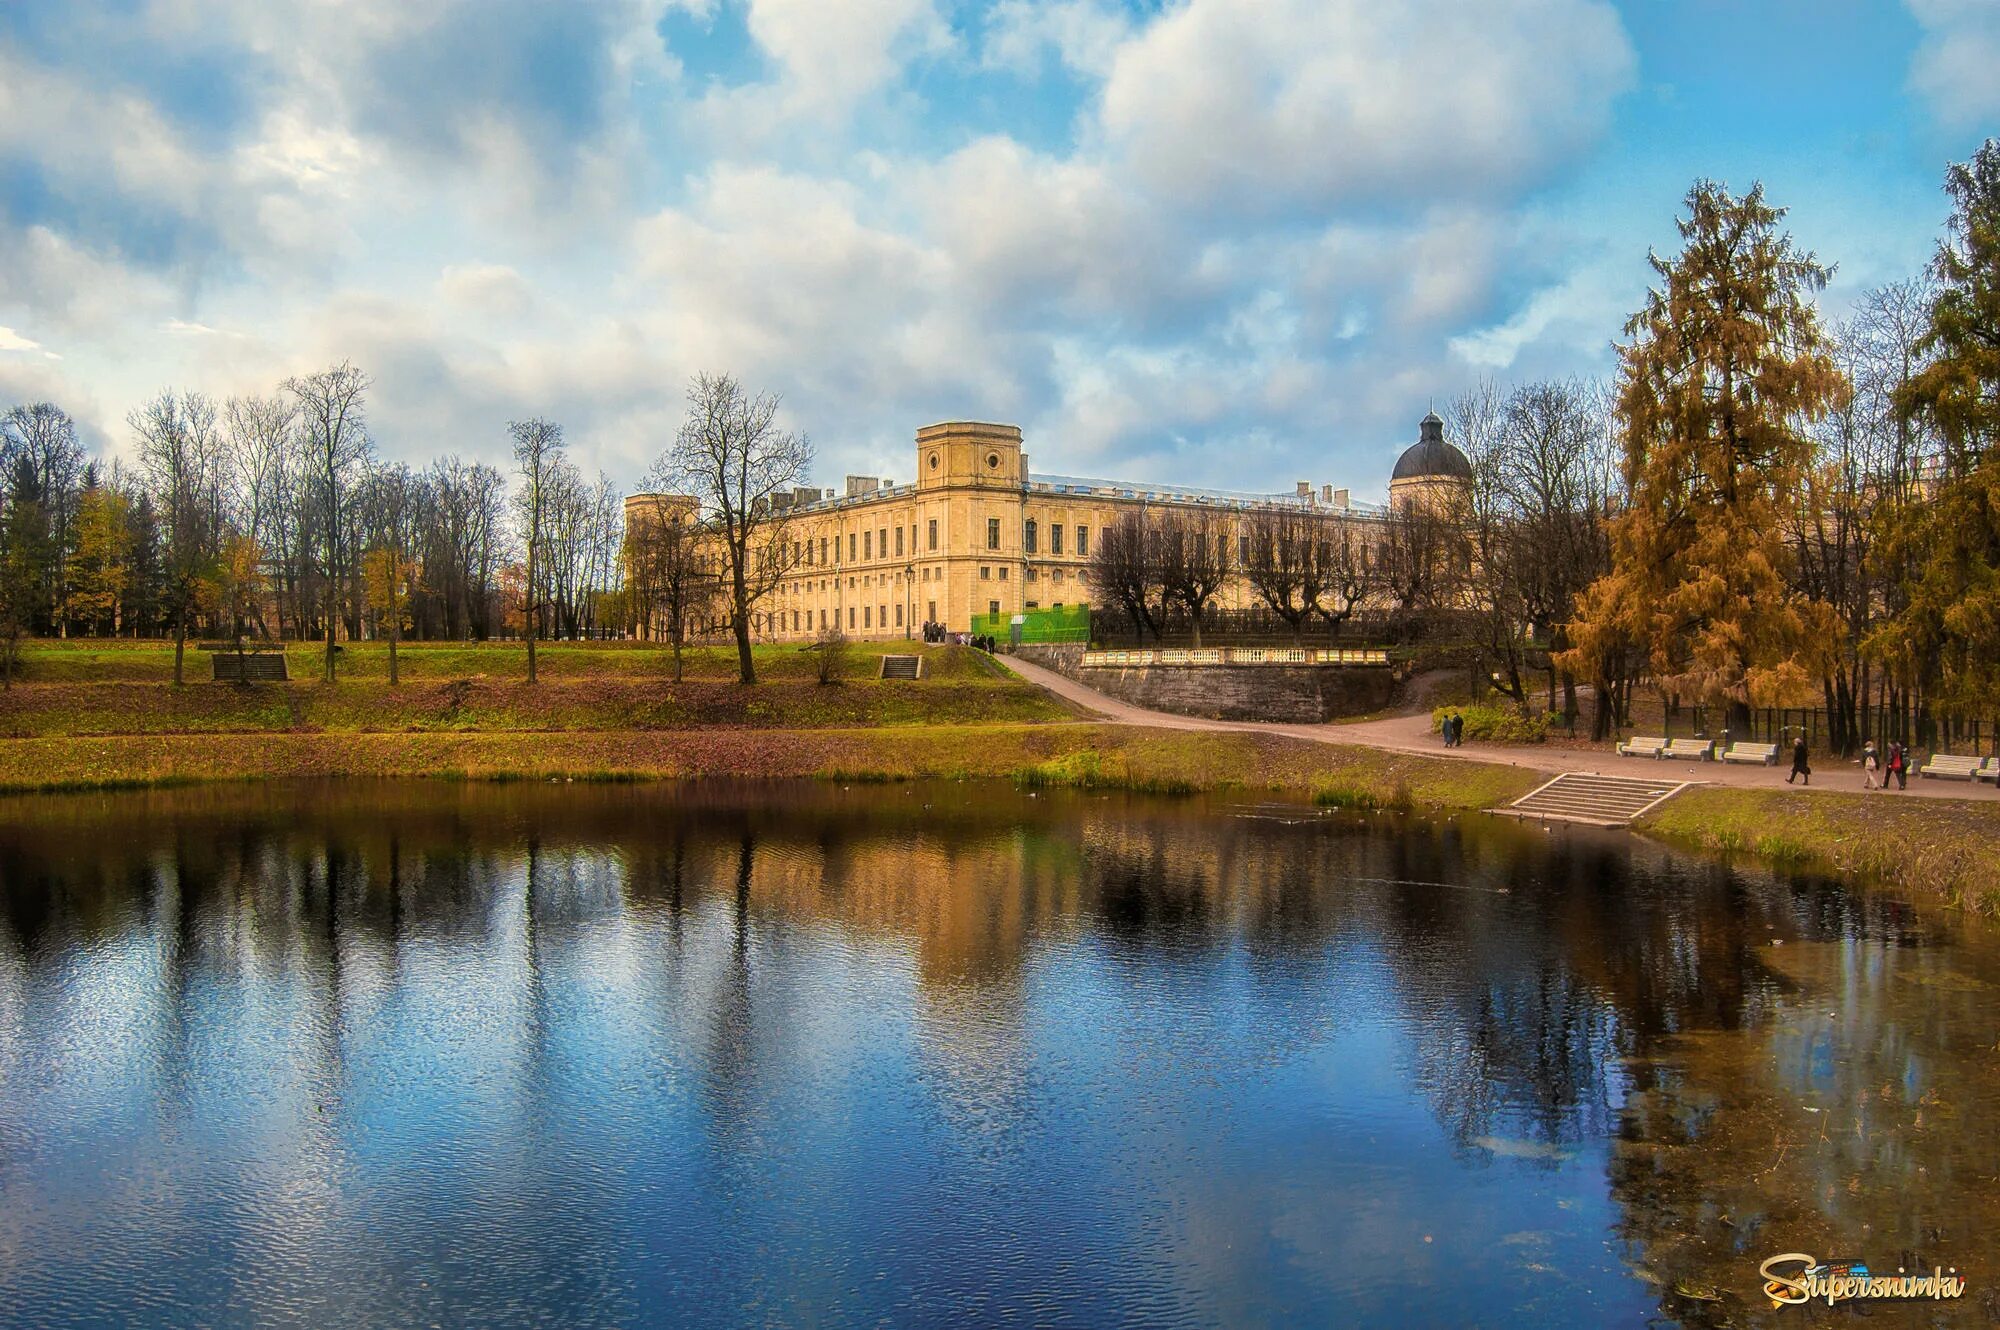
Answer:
625, 411, 1472, 643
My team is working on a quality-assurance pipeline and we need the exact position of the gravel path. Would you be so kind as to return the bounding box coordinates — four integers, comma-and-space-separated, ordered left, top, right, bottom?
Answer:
995, 653, 2000, 803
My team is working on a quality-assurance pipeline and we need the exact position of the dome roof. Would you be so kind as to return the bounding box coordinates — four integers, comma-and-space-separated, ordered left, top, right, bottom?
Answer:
1391, 411, 1473, 482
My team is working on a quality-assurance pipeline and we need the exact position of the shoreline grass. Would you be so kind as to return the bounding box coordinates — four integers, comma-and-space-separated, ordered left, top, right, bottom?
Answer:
5, 640, 2000, 919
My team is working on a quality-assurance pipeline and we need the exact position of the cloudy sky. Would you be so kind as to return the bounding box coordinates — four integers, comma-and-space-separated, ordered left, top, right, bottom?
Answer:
1, 0, 1994, 499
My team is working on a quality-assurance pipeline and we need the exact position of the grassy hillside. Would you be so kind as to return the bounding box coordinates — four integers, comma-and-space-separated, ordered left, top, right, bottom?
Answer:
0, 640, 1064, 735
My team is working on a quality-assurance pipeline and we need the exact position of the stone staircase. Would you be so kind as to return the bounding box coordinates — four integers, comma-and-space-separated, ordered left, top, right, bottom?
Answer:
878, 654, 922, 681
1499, 771, 1693, 828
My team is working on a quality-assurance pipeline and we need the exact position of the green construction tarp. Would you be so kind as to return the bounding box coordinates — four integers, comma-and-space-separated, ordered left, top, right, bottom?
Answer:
971, 604, 1091, 643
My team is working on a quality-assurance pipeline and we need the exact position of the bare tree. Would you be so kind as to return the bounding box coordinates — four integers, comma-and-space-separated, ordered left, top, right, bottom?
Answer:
285, 363, 372, 680
222, 393, 295, 638
130, 390, 225, 685
1155, 505, 1233, 646
360, 462, 423, 685
624, 496, 715, 681
510, 418, 565, 684
427, 456, 506, 639
1087, 508, 1165, 640
663, 374, 811, 685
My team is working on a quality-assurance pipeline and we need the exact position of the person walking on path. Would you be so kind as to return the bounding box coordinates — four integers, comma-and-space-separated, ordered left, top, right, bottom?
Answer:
1886, 741, 1906, 791
1787, 734, 1811, 785
1862, 740, 1880, 789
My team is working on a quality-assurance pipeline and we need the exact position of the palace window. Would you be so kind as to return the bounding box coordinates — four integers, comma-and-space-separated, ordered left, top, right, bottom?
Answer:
864, 606, 871, 627
988, 600, 1000, 617
928, 519, 938, 551
878, 527, 887, 560
1025, 568, 1038, 582
848, 606, 856, 628
820, 537, 828, 565
980, 566, 991, 580
1050, 524, 1063, 555
1239, 533, 1250, 564
1075, 526, 1089, 557
864, 530, 872, 559
1024, 519, 1038, 553
895, 526, 904, 557
1026, 601, 1038, 611
878, 603, 887, 627
927, 600, 937, 622
895, 604, 903, 627
987, 517, 1000, 549
998, 566, 1008, 581
848, 533, 856, 562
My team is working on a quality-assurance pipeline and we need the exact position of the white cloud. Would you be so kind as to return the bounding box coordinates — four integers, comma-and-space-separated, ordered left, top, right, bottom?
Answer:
706, 0, 952, 134
983, 0, 1134, 77
0, 327, 43, 353
1905, 0, 2000, 129
1097, 0, 1634, 215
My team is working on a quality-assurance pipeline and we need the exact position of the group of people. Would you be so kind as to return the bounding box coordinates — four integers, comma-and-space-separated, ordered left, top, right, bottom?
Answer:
1860, 739, 1912, 791
1438, 711, 1467, 747
917, 621, 997, 653
1799, 735, 1914, 789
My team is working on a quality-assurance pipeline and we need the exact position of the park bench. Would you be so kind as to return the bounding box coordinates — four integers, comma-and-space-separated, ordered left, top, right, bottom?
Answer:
1978, 758, 2000, 784
1919, 753, 1983, 781
200, 641, 289, 682
1660, 738, 1714, 762
1719, 741, 1779, 766
1616, 736, 1666, 758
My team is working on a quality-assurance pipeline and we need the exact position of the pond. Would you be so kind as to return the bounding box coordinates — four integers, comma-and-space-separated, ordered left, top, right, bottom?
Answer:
0, 780, 1995, 1327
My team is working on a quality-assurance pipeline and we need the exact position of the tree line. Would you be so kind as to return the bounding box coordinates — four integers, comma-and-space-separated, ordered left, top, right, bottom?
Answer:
0, 363, 624, 684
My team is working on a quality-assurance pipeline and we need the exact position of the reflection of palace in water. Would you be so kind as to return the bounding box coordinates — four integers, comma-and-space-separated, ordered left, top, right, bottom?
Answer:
5, 782, 1998, 1326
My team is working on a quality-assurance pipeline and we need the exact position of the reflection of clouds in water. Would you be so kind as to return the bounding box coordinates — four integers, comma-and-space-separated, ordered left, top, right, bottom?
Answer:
1, 780, 1988, 1326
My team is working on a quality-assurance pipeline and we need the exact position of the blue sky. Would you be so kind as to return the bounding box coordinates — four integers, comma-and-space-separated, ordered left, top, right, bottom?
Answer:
0, 0, 1993, 498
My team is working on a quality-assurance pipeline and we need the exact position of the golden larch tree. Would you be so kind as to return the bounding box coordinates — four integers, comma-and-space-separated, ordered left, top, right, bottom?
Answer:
1562, 180, 1846, 736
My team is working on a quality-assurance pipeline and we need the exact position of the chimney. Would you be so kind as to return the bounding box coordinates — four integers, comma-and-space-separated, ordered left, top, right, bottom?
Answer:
1321, 484, 1334, 503
845, 475, 881, 498
1332, 488, 1350, 509
1296, 481, 1311, 498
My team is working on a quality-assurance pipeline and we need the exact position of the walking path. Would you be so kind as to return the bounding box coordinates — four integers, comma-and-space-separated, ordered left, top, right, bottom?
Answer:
997, 653, 1999, 803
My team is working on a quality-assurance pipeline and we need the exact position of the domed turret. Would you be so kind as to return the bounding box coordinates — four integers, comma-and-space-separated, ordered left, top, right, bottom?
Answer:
1388, 410, 1473, 512
1391, 411, 1473, 482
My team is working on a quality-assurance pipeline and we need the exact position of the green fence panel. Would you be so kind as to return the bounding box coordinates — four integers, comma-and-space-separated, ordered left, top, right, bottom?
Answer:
971, 604, 1091, 643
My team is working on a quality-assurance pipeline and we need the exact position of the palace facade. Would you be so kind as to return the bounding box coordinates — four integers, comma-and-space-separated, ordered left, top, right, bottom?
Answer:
626, 411, 1472, 642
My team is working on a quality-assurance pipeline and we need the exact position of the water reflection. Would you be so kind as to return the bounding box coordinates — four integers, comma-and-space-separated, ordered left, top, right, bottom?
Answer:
0, 780, 1995, 1326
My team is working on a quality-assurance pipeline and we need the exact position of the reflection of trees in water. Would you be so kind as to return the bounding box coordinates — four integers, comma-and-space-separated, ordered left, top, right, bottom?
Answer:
1602, 916, 2000, 1325
11, 778, 2000, 1328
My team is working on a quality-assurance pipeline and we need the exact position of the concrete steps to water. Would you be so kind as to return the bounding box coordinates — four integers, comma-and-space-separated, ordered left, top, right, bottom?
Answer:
1499, 771, 1692, 828
879, 654, 923, 680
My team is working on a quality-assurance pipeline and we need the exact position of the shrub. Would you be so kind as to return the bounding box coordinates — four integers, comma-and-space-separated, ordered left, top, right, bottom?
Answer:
1431, 705, 1553, 744
812, 628, 850, 685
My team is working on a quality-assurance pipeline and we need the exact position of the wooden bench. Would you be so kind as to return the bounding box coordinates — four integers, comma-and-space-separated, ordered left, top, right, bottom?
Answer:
1719, 742, 1779, 766
1979, 758, 2000, 784
203, 644, 290, 682
1920, 754, 1983, 781
1616, 736, 1666, 758
1660, 738, 1714, 762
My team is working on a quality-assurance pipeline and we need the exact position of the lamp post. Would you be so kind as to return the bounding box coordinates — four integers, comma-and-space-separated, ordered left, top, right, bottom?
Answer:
904, 562, 915, 640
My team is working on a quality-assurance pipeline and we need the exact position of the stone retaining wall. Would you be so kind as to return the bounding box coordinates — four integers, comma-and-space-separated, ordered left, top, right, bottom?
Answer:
1012, 643, 1398, 724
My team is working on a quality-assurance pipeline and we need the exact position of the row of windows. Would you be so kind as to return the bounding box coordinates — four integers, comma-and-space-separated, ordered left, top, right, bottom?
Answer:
988, 518, 1090, 556
788, 514, 1096, 565
777, 604, 914, 633
793, 519, 949, 569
